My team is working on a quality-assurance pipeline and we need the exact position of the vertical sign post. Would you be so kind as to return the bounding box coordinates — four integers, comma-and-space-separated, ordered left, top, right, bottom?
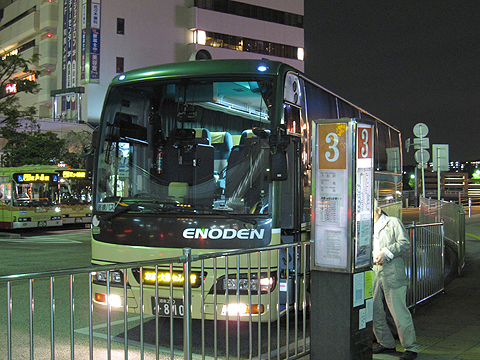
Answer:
413, 123, 430, 198
310, 118, 374, 359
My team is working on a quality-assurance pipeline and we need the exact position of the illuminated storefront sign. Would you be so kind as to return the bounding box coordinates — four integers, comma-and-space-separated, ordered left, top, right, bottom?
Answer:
4, 74, 36, 95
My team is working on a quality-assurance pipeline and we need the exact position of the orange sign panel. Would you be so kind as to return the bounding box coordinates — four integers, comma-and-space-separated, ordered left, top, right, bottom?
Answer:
318, 123, 347, 170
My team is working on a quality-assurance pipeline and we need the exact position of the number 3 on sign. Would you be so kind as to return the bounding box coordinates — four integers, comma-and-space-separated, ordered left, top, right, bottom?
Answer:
357, 126, 372, 160
318, 123, 347, 170
325, 132, 340, 162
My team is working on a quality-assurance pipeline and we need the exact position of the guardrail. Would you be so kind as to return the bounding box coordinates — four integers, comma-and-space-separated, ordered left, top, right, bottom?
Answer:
0, 242, 310, 360
404, 222, 445, 308
420, 196, 466, 275
0, 222, 446, 359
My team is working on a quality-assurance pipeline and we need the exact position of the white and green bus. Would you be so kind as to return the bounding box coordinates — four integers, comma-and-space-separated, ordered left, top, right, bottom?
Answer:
90, 59, 402, 321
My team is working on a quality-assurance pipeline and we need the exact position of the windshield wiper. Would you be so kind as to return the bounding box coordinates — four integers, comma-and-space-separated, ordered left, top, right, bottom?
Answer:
208, 209, 258, 225
100, 202, 139, 221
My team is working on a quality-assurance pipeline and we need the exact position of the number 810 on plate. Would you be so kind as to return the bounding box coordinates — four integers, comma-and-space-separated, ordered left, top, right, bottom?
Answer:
151, 297, 184, 317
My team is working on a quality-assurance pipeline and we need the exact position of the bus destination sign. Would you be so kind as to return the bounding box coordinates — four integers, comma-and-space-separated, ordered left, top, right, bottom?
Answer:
14, 173, 58, 183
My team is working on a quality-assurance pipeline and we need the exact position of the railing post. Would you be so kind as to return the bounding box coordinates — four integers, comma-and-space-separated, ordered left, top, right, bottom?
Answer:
183, 248, 192, 360
411, 221, 417, 309
469, 197, 472, 218
7, 281, 12, 360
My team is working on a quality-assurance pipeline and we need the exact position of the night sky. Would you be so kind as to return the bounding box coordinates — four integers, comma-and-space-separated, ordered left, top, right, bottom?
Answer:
304, 1, 480, 164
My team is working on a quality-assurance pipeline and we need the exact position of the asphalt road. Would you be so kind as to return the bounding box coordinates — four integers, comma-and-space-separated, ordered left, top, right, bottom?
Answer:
0, 226, 307, 359
0, 226, 92, 276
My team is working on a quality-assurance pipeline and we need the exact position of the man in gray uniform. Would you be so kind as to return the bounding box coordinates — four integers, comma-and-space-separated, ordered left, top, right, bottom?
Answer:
372, 199, 418, 360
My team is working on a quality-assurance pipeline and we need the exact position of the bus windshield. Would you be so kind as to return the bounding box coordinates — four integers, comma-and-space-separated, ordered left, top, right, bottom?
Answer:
96, 78, 274, 216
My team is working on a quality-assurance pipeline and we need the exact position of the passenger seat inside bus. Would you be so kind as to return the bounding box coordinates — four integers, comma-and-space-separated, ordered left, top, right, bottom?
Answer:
225, 129, 269, 211
211, 131, 233, 174
157, 128, 214, 185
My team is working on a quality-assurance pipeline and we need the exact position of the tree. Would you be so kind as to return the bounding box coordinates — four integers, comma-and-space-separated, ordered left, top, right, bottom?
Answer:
1, 130, 65, 166
59, 130, 93, 168
0, 53, 43, 165
0, 53, 40, 119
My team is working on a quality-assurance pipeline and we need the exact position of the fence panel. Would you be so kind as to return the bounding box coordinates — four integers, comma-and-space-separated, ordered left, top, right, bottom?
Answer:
0, 243, 311, 360
0, 225, 448, 359
420, 196, 466, 275
404, 223, 445, 308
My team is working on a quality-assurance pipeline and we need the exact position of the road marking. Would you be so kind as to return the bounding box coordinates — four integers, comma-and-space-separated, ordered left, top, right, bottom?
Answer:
0, 237, 82, 244
74, 316, 193, 359
466, 232, 480, 240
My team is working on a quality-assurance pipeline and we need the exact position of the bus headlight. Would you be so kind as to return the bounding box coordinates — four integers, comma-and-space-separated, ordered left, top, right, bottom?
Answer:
222, 274, 276, 293
92, 270, 124, 285
221, 303, 264, 315
94, 293, 122, 308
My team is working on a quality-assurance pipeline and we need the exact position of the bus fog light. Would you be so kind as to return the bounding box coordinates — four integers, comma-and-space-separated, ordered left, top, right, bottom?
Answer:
108, 294, 122, 308
221, 303, 264, 315
94, 293, 122, 308
222, 303, 248, 315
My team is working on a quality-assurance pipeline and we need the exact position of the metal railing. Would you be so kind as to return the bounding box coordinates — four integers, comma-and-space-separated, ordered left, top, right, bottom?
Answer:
0, 221, 447, 359
420, 196, 466, 275
404, 222, 445, 308
0, 242, 310, 360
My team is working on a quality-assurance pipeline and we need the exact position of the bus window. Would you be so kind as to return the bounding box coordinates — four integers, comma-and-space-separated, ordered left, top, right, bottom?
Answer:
284, 104, 301, 134
0, 182, 11, 203
97, 78, 274, 215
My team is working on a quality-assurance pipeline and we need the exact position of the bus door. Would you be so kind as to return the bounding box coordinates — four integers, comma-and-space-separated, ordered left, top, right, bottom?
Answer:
0, 179, 13, 228
277, 134, 304, 307
277, 73, 310, 306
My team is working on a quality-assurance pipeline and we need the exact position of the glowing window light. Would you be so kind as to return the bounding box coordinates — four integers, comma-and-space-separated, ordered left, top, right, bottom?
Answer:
297, 47, 304, 61
196, 30, 206, 45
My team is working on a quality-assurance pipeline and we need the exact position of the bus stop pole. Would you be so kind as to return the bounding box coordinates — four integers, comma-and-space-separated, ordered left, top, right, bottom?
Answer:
310, 119, 374, 359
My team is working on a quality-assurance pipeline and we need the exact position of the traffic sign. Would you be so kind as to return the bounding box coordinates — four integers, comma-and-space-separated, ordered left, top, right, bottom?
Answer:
413, 123, 429, 138
414, 149, 430, 164
413, 137, 429, 149
432, 144, 449, 172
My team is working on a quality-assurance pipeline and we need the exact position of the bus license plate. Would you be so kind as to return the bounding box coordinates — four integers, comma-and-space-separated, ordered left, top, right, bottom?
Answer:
151, 297, 184, 317
38, 221, 47, 227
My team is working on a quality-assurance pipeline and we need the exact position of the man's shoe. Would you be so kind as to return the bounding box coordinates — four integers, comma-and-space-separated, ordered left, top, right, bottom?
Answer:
399, 350, 417, 360
372, 345, 396, 354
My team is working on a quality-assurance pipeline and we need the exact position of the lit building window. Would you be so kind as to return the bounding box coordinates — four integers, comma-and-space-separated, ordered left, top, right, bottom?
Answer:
297, 47, 304, 61
196, 30, 206, 45
195, 30, 303, 61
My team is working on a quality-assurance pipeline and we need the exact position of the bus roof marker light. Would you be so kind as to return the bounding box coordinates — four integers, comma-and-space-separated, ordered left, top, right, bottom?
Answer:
118, 74, 126, 81
257, 65, 268, 72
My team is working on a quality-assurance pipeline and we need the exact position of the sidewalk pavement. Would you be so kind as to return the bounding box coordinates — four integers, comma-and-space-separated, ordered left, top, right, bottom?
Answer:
300, 213, 480, 360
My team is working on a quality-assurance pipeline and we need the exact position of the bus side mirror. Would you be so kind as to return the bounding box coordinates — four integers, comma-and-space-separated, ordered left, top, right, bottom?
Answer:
85, 151, 94, 180
269, 125, 289, 181
270, 150, 288, 181
84, 128, 97, 180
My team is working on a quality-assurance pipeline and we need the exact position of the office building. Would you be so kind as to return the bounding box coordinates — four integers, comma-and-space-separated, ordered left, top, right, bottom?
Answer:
0, 0, 304, 126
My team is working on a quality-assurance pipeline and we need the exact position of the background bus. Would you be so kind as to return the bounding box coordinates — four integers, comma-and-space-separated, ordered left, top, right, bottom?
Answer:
27, 164, 93, 226
90, 59, 402, 321
55, 167, 92, 225
0, 165, 62, 229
